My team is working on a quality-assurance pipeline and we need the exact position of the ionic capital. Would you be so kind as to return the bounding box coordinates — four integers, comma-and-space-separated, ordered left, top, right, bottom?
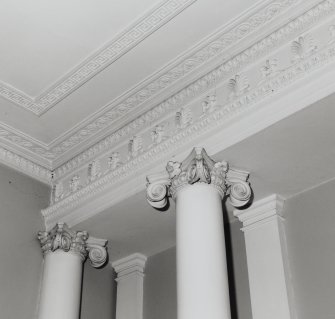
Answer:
146, 147, 252, 209
37, 222, 108, 268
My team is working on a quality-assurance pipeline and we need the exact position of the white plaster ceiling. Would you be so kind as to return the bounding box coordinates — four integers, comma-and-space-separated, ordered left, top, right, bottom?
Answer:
0, 0, 260, 167
76, 95, 335, 261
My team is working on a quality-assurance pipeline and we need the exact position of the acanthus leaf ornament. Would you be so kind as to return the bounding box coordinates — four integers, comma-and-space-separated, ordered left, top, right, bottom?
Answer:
37, 222, 108, 267
146, 147, 252, 208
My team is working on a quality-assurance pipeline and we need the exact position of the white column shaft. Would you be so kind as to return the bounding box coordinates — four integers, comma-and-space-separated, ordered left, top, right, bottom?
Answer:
176, 183, 231, 319
38, 251, 83, 319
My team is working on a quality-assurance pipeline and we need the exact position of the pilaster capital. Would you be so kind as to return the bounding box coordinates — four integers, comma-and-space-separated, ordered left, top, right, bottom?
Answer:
112, 253, 147, 280
37, 222, 108, 268
146, 147, 252, 209
233, 194, 285, 231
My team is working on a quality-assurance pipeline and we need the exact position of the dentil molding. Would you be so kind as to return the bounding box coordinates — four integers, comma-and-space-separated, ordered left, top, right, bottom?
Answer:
0, 0, 197, 116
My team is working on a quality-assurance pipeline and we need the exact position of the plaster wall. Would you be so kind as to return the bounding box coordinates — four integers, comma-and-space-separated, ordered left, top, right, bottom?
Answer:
0, 164, 49, 319
284, 179, 335, 319
81, 263, 116, 319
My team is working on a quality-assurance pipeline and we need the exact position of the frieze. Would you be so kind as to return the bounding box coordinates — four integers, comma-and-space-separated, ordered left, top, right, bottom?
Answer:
45, 31, 335, 211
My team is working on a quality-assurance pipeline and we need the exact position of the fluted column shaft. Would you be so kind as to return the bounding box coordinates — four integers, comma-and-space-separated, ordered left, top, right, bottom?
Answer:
176, 183, 230, 319
37, 223, 108, 319
146, 147, 252, 319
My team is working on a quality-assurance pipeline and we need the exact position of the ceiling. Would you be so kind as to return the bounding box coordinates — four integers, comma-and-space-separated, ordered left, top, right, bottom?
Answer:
77, 96, 335, 261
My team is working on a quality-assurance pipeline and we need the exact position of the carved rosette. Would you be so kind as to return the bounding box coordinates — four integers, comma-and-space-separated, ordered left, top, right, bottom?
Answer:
37, 223, 108, 268
146, 147, 252, 209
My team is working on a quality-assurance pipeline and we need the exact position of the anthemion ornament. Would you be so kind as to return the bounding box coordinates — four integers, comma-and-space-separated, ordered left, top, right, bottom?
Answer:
328, 25, 335, 44
260, 59, 279, 80
227, 74, 250, 100
146, 147, 252, 209
291, 34, 317, 62
201, 94, 219, 116
51, 181, 64, 203
87, 160, 102, 183
175, 106, 193, 130
37, 222, 108, 267
69, 175, 81, 193
107, 152, 122, 171
128, 135, 143, 159
149, 124, 168, 147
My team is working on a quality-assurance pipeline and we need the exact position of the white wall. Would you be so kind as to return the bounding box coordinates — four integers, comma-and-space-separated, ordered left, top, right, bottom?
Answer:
284, 179, 335, 319
143, 247, 177, 319
81, 263, 116, 319
226, 221, 253, 319
0, 164, 50, 319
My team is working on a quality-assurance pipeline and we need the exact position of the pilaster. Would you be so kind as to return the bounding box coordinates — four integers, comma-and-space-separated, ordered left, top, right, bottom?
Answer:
112, 253, 147, 319
234, 194, 294, 319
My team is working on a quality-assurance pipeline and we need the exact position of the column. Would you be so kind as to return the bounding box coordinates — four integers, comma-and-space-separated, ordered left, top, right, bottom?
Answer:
146, 147, 252, 319
112, 253, 147, 319
234, 194, 294, 319
37, 222, 108, 319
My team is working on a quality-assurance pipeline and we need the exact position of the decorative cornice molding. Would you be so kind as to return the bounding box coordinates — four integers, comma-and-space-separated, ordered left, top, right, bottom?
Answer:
37, 222, 108, 267
0, 0, 197, 116
41, 37, 335, 228
46, 0, 302, 159
112, 253, 147, 279
0, 146, 52, 184
2, 0, 335, 191
0, 0, 302, 166
233, 194, 285, 231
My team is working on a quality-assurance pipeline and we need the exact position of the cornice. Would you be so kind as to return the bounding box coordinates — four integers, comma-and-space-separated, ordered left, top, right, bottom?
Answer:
0, 0, 197, 116
2, 0, 335, 188
51, 0, 335, 179
41, 12, 335, 227
0, 0, 301, 166
0, 146, 52, 184
47, 0, 302, 160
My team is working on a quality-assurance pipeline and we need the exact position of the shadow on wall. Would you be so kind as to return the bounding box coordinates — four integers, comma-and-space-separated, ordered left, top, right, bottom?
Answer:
222, 199, 252, 319
222, 200, 238, 319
